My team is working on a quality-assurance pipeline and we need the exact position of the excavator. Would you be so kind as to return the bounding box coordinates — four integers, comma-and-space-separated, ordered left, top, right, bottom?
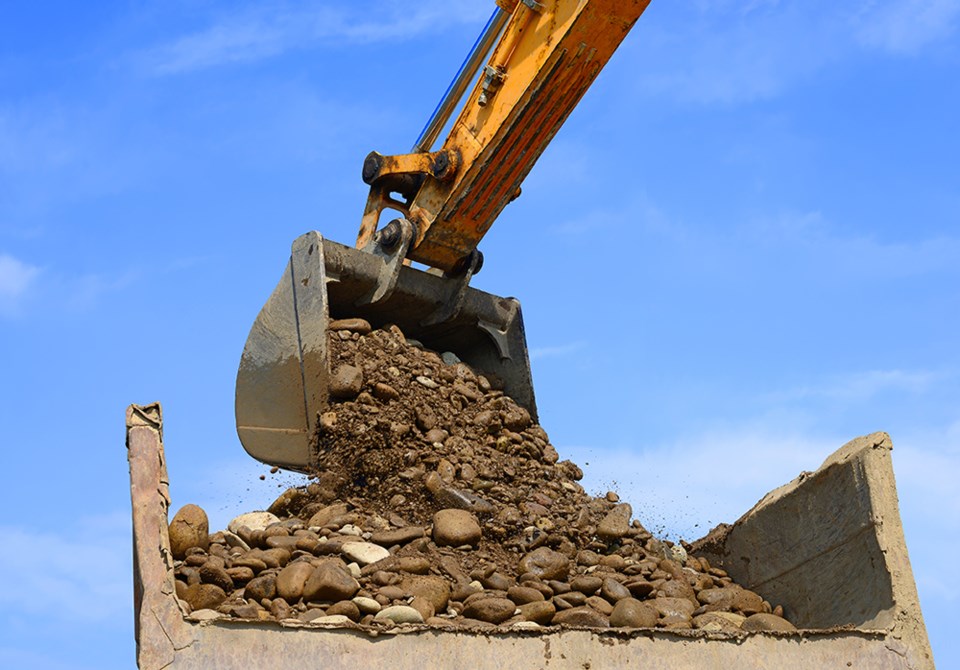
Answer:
128, 2, 935, 667
235, 0, 652, 471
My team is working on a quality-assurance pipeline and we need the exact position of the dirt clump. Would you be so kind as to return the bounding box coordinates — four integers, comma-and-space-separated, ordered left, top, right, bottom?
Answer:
170, 319, 795, 632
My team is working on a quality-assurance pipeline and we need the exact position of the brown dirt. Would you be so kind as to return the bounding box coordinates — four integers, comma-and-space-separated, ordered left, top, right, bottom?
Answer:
169, 319, 795, 633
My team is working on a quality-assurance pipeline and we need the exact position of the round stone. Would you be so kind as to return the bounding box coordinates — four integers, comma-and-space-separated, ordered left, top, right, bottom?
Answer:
610, 598, 658, 628
741, 612, 797, 632
227, 512, 280, 533
375, 605, 424, 624
552, 606, 610, 628
303, 560, 359, 602
276, 561, 315, 603
169, 504, 209, 560
462, 597, 517, 624
432, 509, 482, 547
518, 547, 569, 581
330, 364, 363, 399
340, 541, 390, 566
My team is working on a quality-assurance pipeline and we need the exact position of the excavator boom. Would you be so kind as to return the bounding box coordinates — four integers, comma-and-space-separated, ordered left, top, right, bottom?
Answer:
237, 0, 651, 471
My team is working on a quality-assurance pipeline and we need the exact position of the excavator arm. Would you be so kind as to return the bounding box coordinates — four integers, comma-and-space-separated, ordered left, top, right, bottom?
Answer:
358, 0, 651, 274
236, 0, 651, 471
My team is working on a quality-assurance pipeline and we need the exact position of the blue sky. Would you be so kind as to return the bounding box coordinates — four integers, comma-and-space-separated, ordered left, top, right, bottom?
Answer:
1, 1, 957, 667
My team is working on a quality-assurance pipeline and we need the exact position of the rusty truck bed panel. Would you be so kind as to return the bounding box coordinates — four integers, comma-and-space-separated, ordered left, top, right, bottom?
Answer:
127, 403, 935, 669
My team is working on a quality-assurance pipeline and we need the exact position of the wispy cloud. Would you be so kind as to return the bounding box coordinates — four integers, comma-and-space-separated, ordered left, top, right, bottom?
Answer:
628, 0, 959, 106
141, 3, 490, 75
562, 418, 960, 605
529, 341, 586, 360
0, 253, 40, 316
854, 0, 960, 54
0, 512, 131, 622
561, 428, 831, 539
772, 369, 944, 403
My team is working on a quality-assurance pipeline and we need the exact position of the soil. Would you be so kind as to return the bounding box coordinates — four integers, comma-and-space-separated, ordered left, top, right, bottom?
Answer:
169, 319, 796, 633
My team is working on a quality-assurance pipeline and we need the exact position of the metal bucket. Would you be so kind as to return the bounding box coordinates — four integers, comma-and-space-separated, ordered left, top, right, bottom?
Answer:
235, 231, 536, 472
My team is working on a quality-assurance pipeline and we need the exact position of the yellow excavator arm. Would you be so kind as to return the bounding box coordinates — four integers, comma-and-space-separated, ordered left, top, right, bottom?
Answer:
358, 0, 651, 274
236, 0, 651, 471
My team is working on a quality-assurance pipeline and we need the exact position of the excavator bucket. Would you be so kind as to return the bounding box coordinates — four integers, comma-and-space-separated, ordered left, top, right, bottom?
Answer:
235, 231, 537, 472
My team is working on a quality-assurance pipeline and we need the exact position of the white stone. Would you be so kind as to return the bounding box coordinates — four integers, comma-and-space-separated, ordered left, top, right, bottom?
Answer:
346, 562, 362, 578
375, 605, 424, 624
341, 541, 390, 566
511, 621, 542, 630
352, 596, 382, 614
221, 530, 250, 551
416, 376, 438, 389
310, 615, 352, 626
339, 524, 363, 536
228, 512, 280, 534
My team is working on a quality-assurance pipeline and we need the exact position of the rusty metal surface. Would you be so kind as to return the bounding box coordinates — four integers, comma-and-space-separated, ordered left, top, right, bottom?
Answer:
235, 233, 537, 472
130, 406, 935, 669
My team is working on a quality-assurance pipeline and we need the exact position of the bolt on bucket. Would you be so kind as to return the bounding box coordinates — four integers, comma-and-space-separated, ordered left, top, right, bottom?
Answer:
235, 231, 536, 472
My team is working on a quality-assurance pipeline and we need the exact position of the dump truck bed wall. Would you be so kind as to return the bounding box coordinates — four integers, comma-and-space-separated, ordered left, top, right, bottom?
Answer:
127, 404, 935, 669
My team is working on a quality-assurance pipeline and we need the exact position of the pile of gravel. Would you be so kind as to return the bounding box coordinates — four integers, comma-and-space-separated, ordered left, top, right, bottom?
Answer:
168, 318, 795, 633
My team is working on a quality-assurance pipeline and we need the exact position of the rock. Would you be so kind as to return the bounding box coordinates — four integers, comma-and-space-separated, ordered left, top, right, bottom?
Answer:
741, 612, 797, 632
600, 577, 631, 603
330, 365, 363, 399
694, 612, 744, 632
372, 382, 400, 402
267, 488, 305, 517
659, 578, 696, 604
625, 579, 655, 599
181, 583, 227, 612
303, 560, 359, 602
311, 614, 354, 626
462, 597, 517, 624
352, 596, 381, 614
596, 503, 632, 541
340, 541, 390, 566
507, 586, 545, 605
518, 600, 556, 624
552, 606, 610, 628
369, 526, 425, 547
586, 596, 614, 616
653, 597, 696, 619
409, 596, 435, 621
329, 318, 371, 334
243, 574, 276, 602
226, 566, 255, 583
375, 605, 424, 624
432, 509, 482, 547
199, 564, 234, 592
169, 504, 209, 560
570, 575, 603, 594
518, 547, 569, 581
307, 503, 351, 529
698, 585, 765, 615
400, 575, 451, 612
228, 511, 280, 535
276, 561, 315, 603
414, 405, 437, 432
326, 600, 361, 621
610, 598, 658, 628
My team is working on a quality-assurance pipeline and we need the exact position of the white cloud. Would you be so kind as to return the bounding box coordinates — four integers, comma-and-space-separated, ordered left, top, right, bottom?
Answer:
772, 369, 943, 403
529, 341, 585, 360
560, 428, 828, 540
855, 0, 960, 54
0, 512, 131, 622
0, 253, 40, 315
143, 3, 490, 75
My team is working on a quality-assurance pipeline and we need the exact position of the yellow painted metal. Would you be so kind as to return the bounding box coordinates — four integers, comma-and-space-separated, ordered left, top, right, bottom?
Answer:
360, 0, 652, 273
